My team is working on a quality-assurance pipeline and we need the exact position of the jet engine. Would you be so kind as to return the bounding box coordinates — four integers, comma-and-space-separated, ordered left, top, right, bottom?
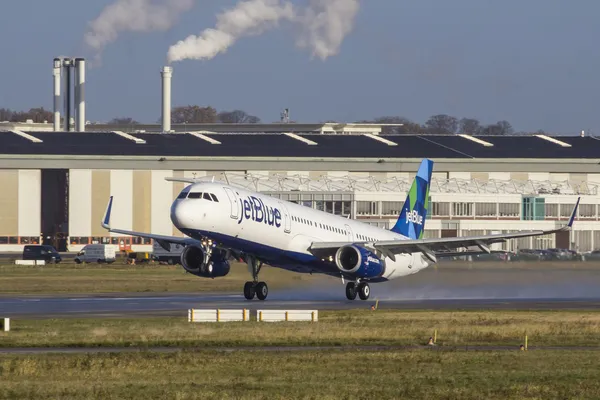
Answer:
180, 246, 230, 278
334, 245, 385, 279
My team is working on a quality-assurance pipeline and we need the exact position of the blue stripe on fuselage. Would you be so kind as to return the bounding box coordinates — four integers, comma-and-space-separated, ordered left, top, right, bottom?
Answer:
179, 229, 390, 282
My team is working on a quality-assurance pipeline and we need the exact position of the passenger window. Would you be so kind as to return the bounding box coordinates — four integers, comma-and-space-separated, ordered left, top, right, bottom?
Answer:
203, 193, 212, 201
188, 192, 202, 199
210, 194, 219, 202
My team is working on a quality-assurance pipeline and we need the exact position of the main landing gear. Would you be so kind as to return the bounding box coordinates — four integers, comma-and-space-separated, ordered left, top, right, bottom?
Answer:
345, 281, 370, 301
243, 255, 268, 301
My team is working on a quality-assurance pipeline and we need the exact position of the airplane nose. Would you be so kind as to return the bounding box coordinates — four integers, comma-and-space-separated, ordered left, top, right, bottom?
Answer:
170, 200, 189, 228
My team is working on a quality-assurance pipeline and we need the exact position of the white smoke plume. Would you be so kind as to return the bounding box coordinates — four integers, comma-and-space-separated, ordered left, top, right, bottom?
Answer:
167, 0, 360, 63
295, 0, 360, 60
84, 0, 195, 58
167, 0, 295, 63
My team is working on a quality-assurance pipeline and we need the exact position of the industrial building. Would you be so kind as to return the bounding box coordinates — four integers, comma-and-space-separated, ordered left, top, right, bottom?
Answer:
1, 128, 600, 253
1, 60, 599, 253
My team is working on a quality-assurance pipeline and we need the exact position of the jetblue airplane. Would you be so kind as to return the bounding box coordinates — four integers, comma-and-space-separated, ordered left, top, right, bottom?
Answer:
102, 159, 579, 301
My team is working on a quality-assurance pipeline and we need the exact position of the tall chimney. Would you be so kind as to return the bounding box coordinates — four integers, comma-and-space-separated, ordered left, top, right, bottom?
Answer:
53, 58, 62, 131
62, 58, 73, 131
161, 66, 172, 132
75, 58, 86, 132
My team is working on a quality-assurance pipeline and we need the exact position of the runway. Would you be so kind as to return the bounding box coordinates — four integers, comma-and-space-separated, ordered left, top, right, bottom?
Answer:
1, 292, 600, 318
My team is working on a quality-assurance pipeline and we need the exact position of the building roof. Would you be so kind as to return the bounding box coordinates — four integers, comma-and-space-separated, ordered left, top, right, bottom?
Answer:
1, 130, 600, 159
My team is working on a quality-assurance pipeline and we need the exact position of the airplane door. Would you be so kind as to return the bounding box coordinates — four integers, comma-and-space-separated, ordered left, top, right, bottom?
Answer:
222, 187, 239, 219
344, 224, 354, 241
277, 201, 292, 234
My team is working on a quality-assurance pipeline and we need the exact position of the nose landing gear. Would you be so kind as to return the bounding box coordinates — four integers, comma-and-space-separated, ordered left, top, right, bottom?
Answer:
243, 255, 268, 300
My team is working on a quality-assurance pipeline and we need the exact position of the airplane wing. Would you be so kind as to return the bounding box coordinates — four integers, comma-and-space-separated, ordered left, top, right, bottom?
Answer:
101, 196, 200, 251
310, 198, 580, 263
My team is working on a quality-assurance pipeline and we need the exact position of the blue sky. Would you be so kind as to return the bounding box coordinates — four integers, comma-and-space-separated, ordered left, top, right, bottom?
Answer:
0, 0, 598, 133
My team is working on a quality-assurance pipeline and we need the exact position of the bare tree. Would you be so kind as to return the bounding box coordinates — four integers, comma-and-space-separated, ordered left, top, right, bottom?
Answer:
425, 114, 459, 135
480, 120, 514, 135
171, 105, 217, 123
459, 118, 481, 135
0, 107, 54, 123
496, 120, 513, 135
217, 110, 261, 123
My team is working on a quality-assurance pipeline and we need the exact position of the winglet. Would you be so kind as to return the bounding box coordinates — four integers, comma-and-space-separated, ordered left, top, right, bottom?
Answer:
567, 197, 580, 228
101, 196, 113, 230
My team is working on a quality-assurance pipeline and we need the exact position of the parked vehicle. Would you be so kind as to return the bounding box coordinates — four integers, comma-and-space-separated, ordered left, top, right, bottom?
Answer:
583, 250, 600, 261
74, 244, 116, 264
151, 241, 184, 265
22, 245, 62, 263
126, 251, 151, 265
547, 248, 575, 260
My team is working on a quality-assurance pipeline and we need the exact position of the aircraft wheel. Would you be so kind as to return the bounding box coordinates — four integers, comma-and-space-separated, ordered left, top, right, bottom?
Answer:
345, 282, 357, 300
243, 281, 256, 300
358, 282, 370, 300
255, 282, 268, 301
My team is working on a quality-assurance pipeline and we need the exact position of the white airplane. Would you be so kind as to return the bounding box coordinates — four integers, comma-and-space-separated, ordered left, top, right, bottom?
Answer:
102, 159, 580, 301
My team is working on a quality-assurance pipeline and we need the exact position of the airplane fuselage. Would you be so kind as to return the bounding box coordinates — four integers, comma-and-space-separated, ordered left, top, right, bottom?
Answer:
170, 182, 431, 281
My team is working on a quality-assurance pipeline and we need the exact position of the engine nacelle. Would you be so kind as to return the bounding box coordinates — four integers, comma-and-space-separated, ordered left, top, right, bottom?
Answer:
180, 246, 230, 278
334, 245, 385, 279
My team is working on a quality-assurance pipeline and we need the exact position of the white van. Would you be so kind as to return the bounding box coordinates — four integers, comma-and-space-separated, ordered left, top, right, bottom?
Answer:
75, 244, 117, 264
151, 241, 183, 265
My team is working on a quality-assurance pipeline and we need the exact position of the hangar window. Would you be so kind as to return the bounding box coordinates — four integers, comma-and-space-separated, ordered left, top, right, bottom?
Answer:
560, 204, 576, 218
382, 201, 403, 216
542, 204, 557, 218
188, 192, 202, 199
579, 204, 596, 218
431, 202, 450, 217
452, 202, 473, 217
498, 203, 519, 217
475, 203, 497, 217
357, 201, 378, 216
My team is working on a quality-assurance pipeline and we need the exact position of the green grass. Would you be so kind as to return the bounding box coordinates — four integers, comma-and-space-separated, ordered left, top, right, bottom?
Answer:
1, 350, 600, 399
2, 310, 600, 349
0, 262, 318, 295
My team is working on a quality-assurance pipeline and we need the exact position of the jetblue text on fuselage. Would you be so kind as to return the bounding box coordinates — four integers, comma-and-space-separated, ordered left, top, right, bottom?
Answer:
237, 195, 282, 227
406, 209, 423, 225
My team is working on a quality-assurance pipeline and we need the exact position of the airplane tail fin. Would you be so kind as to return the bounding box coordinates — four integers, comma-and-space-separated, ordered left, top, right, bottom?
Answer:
390, 159, 433, 239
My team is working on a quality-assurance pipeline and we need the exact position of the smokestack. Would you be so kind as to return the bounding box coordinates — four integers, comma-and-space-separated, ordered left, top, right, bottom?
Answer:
62, 58, 73, 131
53, 58, 62, 131
75, 58, 86, 132
161, 66, 172, 132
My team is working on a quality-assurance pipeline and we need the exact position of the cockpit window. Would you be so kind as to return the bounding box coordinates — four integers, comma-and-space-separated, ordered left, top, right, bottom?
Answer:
177, 191, 188, 199
203, 193, 212, 201
188, 192, 202, 199
210, 193, 218, 202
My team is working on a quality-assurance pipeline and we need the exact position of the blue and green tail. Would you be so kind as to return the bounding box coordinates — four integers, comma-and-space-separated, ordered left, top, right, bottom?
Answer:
390, 159, 433, 239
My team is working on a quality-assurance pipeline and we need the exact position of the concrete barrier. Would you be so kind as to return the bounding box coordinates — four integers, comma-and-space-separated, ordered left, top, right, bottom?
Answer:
188, 309, 250, 322
256, 310, 318, 322
15, 260, 45, 265
1, 318, 9, 332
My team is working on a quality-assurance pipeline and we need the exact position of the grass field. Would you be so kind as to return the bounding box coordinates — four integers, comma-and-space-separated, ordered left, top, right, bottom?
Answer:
1, 349, 600, 399
2, 310, 600, 349
2, 310, 600, 398
0, 262, 319, 295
